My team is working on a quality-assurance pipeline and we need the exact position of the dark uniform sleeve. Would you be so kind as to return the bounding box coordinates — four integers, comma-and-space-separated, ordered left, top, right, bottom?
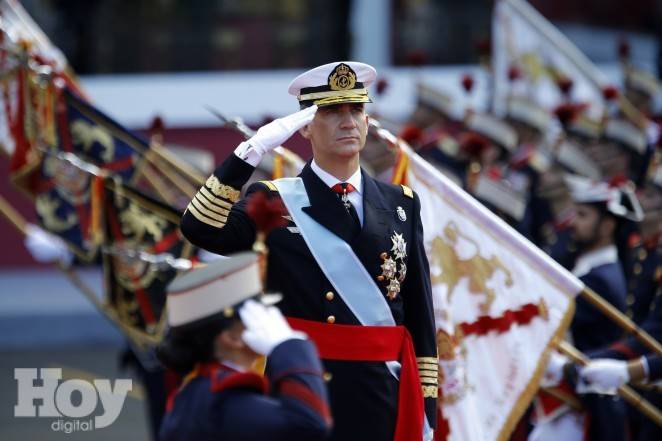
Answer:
180, 153, 264, 254
645, 354, 662, 382
402, 189, 438, 429
212, 339, 332, 440
589, 286, 662, 361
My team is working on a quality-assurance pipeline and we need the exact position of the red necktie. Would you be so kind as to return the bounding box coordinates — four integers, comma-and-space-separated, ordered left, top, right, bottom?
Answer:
331, 183, 360, 234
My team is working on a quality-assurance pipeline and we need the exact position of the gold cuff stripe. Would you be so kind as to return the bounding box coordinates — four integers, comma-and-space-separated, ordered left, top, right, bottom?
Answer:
299, 88, 368, 101
422, 385, 438, 398
416, 357, 438, 364
186, 204, 226, 228
190, 198, 228, 223
194, 193, 230, 216
420, 377, 438, 385
418, 363, 438, 371
205, 175, 240, 202
259, 180, 278, 192
199, 187, 233, 210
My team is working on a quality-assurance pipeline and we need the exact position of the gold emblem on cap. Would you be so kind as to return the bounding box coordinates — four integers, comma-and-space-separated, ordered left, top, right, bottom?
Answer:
328, 63, 357, 91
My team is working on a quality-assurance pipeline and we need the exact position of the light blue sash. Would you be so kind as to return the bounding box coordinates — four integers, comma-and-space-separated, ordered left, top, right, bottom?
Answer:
272, 178, 395, 327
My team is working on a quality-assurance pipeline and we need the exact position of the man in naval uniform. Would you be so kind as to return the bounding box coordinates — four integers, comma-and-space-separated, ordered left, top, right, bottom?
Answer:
180, 61, 437, 441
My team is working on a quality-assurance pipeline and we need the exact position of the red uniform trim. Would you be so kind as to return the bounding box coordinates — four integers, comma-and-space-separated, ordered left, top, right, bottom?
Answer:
280, 379, 332, 425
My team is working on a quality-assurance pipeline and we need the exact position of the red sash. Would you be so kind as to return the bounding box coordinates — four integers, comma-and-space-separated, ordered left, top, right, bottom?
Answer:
288, 317, 424, 441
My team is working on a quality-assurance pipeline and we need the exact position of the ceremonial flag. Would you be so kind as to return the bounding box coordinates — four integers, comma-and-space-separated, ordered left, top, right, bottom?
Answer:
492, 0, 608, 121
23, 87, 154, 261
384, 128, 582, 441
101, 181, 194, 343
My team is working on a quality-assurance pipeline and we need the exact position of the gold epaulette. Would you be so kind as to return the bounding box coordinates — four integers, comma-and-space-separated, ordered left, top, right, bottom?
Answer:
259, 180, 279, 192
401, 184, 413, 199
186, 175, 240, 228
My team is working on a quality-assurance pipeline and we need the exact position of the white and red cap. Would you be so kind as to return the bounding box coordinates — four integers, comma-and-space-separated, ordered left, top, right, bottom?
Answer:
166, 252, 278, 328
565, 174, 644, 222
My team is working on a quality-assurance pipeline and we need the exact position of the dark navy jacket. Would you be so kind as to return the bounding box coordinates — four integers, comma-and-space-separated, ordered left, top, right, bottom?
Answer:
160, 339, 331, 441
572, 259, 627, 352
180, 153, 437, 441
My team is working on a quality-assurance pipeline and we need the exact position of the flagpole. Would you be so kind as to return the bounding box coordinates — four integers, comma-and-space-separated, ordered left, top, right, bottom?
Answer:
0, 193, 28, 234
556, 340, 662, 426
580, 287, 662, 358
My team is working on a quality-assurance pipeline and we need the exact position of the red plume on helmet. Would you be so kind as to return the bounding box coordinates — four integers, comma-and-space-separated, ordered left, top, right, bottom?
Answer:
149, 115, 164, 137
602, 85, 620, 101
553, 103, 579, 127
376, 78, 389, 96
507, 65, 522, 82
461, 74, 475, 94
556, 76, 574, 97
398, 124, 424, 147
459, 131, 490, 157
607, 173, 629, 188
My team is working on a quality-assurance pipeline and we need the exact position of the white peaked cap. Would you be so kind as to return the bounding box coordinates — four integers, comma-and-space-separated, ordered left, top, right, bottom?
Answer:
166, 252, 268, 328
288, 61, 377, 107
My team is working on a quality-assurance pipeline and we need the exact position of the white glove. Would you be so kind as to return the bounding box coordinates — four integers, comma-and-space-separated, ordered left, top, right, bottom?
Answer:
541, 351, 568, 388
234, 105, 317, 166
239, 299, 305, 355
24, 224, 74, 266
580, 359, 629, 390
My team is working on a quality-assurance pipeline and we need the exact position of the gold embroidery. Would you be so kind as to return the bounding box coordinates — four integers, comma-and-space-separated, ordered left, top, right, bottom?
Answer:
186, 204, 226, 228
194, 193, 230, 216
205, 175, 240, 202
199, 187, 233, 210
420, 377, 439, 385
328, 63, 356, 91
430, 221, 514, 313
259, 180, 279, 192
422, 385, 438, 398
190, 198, 228, 223
416, 357, 438, 364
401, 185, 413, 199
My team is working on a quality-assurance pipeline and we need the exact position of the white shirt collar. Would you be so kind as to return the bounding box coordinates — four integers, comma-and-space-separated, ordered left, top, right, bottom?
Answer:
572, 245, 619, 278
311, 159, 362, 194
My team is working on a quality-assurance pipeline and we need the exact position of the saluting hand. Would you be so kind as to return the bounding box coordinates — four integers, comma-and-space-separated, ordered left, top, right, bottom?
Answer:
235, 105, 318, 166
239, 299, 306, 356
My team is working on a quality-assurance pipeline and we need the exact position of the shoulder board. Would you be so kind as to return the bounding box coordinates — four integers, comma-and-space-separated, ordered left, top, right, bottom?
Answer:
259, 180, 278, 192
401, 184, 413, 199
